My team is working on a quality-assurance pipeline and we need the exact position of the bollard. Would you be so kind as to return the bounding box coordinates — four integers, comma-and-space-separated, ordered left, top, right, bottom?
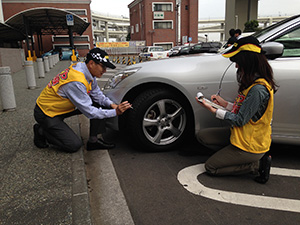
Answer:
53, 54, 56, 66
24, 60, 36, 89
52, 54, 56, 65
37, 58, 45, 78
49, 55, 53, 69
53, 54, 58, 65
0, 66, 16, 111
44, 56, 50, 73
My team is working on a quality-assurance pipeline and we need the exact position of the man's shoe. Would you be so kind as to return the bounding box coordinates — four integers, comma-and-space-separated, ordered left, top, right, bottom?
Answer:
254, 154, 272, 184
86, 139, 116, 151
33, 124, 49, 148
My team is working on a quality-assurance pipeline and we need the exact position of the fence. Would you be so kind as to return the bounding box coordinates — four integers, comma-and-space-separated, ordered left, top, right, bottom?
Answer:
95, 41, 146, 55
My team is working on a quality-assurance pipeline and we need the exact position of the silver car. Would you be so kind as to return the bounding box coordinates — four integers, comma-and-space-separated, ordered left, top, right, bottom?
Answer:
103, 15, 300, 152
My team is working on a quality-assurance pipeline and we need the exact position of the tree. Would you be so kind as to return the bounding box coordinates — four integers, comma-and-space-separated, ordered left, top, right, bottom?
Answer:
244, 20, 259, 32
126, 32, 131, 41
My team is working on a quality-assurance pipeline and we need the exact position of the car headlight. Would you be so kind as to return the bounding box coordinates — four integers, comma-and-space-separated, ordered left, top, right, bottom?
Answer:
103, 67, 141, 89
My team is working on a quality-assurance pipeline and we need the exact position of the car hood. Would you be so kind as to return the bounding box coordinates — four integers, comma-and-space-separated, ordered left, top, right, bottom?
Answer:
106, 53, 236, 105
126, 53, 232, 82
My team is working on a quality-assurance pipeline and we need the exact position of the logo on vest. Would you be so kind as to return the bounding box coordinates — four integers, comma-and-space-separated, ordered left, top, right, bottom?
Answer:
48, 68, 70, 88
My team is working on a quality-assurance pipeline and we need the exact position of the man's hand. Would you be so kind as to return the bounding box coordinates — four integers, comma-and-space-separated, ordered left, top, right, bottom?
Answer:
112, 101, 132, 115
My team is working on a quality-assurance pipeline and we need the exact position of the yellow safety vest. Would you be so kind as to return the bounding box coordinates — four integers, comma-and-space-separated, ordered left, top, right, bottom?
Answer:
36, 64, 92, 117
230, 78, 274, 154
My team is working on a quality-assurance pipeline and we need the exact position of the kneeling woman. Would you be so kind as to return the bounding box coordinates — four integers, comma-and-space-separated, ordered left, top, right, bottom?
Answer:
196, 36, 278, 184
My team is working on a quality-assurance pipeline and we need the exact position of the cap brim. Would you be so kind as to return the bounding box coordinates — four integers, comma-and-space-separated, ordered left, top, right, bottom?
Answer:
104, 61, 116, 69
222, 43, 261, 58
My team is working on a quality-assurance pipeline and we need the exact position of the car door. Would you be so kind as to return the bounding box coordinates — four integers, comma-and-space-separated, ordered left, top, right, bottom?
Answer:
267, 25, 300, 144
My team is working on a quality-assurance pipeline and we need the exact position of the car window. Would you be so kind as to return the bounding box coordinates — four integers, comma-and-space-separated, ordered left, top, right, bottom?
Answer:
273, 26, 300, 57
194, 44, 202, 50
150, 47, 164, 51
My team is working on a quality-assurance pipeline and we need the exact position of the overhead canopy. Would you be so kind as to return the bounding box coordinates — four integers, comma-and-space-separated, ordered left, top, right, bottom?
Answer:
0, 23, 26, 41
5, 7, 90, 36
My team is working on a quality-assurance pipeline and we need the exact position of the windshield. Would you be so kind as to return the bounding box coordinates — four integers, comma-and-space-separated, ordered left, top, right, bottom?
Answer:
150, 47, 164, 51
253, 15, 300, 39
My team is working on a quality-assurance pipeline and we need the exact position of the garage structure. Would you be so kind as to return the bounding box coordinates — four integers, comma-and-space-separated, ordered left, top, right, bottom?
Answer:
1, 0, 93, 59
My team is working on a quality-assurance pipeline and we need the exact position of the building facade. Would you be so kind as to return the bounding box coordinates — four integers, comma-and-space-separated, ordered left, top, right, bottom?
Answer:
2, 0, 93, 57
128, 0, 198, 50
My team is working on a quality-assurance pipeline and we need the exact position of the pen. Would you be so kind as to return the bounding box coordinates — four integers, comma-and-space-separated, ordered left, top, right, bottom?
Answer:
213, 89, 221, 101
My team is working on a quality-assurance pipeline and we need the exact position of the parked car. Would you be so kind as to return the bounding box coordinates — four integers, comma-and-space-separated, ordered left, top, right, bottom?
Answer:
178, 45, 192, 55
139, 46, 169, 61
59, 47, 79, 60
41, 49, 59, 58
103, 14, 300, 152
168, 46, 183, 57
189, 42, 222, 54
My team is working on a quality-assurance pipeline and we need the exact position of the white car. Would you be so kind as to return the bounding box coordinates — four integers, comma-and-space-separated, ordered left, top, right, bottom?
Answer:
139, 46, 169, 61
104, 15, 300, 152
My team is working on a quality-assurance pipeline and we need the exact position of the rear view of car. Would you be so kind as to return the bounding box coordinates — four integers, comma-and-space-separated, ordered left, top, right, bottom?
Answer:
139, 46, 169, 61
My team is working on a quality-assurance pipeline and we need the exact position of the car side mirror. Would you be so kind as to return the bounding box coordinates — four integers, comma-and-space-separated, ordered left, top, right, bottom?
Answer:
261, 42, 284, 60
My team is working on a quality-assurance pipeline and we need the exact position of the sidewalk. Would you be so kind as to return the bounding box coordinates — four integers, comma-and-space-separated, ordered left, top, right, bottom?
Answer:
0, 60, 91, 224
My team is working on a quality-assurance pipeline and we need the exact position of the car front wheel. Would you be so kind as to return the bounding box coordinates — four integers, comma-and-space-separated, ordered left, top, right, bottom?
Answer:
127, 88, 192, 152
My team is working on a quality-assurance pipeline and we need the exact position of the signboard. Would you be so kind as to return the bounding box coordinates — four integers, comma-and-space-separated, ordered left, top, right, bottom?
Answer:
96, 42, 130, 48
66, 14, 74, 26
153, 12, 164, 19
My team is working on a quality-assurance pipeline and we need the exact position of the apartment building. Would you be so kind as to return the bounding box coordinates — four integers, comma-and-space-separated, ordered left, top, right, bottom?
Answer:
128, 0, 198, 50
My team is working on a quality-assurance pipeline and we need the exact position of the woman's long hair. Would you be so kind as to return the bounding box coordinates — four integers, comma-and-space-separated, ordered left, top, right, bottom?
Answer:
230, 51, 278, 93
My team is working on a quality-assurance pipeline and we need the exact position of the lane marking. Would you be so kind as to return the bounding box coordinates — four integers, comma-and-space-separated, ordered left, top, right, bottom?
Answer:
177, 164, 300, 213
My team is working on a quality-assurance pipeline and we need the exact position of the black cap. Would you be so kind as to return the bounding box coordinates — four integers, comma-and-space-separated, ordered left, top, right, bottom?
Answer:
222, 36, 262, 58
86, 48, 116, 69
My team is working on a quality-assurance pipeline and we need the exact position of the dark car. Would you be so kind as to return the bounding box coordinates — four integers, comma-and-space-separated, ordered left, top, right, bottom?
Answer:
169, 46, 184, 57
179, 45, 192, 55
189, 42, 222, 54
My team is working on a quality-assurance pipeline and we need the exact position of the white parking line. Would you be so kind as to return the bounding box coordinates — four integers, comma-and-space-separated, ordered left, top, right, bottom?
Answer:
177, 164, 300, 213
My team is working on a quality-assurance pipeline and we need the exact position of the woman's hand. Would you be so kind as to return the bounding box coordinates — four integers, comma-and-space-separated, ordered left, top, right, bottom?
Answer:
195, 97, 217, 114
211, 95, 228, 108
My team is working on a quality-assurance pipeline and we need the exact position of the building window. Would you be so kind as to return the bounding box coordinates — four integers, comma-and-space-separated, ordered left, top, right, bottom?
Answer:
131, 26, 134, 34
154, 42, 173, 50
52, 35, 90, 42
53, 44, 90, 50
153, 21, 173, 29
136, 24, 139, 33
152, 3, 173, 12
65, 9, 87, 16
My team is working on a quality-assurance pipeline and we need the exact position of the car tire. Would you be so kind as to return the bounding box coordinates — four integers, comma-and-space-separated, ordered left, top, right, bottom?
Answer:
126, 88, 193, 152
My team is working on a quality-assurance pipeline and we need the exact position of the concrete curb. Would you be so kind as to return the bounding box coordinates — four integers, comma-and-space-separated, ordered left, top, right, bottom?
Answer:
79, 115, 134, 225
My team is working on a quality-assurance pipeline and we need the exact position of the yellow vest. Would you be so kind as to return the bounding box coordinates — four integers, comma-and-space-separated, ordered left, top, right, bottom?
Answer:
230, 78, 274, 154
36, 64, 92, 117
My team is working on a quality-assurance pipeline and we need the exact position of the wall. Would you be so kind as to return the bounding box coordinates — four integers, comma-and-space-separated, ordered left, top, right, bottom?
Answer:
0, 48, 25, 73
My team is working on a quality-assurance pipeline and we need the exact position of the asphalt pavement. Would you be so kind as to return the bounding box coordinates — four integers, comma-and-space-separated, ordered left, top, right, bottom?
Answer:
0, 60, 96, 224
